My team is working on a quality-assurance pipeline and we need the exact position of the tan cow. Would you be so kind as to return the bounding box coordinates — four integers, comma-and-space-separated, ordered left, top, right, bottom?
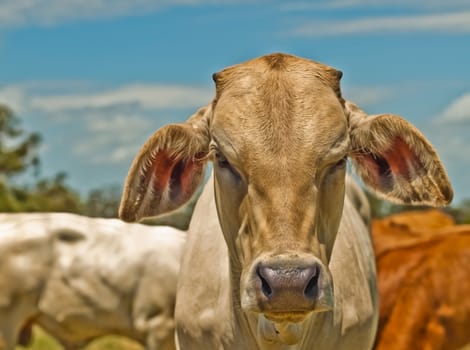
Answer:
120, 53, 452, 349
345, 175, 372, 227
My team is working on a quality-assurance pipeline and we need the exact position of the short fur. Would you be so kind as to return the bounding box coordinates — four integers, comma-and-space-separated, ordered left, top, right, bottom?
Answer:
0, 213, 185, 350
373, 212, 470, 349
120, 53, 453, 350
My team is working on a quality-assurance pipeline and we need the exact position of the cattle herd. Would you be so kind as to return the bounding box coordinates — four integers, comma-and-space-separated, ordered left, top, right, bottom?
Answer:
1, 53, 468, 350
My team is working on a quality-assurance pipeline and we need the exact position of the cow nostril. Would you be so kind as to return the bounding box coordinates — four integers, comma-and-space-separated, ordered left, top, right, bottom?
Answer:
304, 266, 319, 299
257, 267, 273, 298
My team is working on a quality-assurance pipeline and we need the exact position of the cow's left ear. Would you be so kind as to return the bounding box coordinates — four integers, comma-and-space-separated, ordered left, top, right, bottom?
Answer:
346, 101, 453, 206
119, 105, 212, 222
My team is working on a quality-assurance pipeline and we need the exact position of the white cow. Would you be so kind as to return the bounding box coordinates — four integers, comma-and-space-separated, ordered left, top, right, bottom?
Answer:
119, 53, 453, 349
0, 213, 185, 350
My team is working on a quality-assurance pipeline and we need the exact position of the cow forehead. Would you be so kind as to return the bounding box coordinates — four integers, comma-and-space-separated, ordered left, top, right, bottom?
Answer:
211, 54, 348, 170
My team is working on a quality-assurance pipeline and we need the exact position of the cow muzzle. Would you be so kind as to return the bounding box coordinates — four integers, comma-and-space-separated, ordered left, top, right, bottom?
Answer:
243, 256, 334, 322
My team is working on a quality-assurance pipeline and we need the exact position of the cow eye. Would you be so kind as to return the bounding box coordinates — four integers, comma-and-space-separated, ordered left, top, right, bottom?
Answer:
331, 157, 347, 172
216, 151, 231, 169
214, 149, 242, 180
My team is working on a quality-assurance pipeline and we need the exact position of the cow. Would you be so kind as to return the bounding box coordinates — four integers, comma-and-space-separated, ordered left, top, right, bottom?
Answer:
373, 222, 470, 350
345, 175, 372, 228
0, 214, 53, 350
0, 213, 185, 350
372, 209, 455, 257
119, 53, 453, 349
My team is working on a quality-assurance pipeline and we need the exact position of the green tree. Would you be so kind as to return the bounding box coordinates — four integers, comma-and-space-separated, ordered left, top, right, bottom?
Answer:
0, 105, 84, 213
0, 180, 22, 211
2, 173, 83, 213
444, 199, 470, 224
0, 104, 41, 178
0, 104, 42, 212
27, 172, 84, 213
84, 185, 122, 218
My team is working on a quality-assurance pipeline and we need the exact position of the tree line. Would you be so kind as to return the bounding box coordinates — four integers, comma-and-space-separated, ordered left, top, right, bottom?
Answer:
0, 104, 121, 217
1, 104, 469, 225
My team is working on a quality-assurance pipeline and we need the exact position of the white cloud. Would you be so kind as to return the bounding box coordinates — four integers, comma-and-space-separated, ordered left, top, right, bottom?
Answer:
29, 84, 213, 113
0, 82, 213, 115
424, 123, 470, 201
282, 0, 470, 11
0, 0, 158, 27
0, 81, 93, 114
0, 80, 213, 164
74, 114, 153, 164
0, 85, 27, 114
437, 93, 470, 123
423, 93, 470, 202
0, 0, 250, 28
289, 11, 470, 36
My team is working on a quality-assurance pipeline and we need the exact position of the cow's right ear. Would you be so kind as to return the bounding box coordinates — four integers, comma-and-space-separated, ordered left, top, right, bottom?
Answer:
119, 105, 212, 222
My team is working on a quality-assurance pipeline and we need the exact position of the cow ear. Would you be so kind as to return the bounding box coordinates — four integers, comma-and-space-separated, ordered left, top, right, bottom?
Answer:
346, 101, 453, 206
119, 105, 211, 222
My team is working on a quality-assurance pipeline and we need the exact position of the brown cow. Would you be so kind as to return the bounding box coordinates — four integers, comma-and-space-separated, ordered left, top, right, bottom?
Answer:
373, 212, 470, 350
372, 209, 455, 257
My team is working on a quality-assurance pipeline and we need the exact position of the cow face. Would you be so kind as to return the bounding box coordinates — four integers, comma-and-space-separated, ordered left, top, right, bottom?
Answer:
119, 53, 452, 325
209, 54, 350, 321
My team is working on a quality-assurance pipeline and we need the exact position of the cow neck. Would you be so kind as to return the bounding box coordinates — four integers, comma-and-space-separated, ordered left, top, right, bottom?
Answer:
211, 185, 258, 346
224, 252, 260, 347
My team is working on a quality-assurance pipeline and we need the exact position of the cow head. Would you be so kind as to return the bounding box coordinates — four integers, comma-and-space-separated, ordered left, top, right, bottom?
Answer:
120, 53, 452, 334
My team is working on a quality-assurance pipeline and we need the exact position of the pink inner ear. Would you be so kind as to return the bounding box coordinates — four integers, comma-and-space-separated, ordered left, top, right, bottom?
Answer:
150, 150, 204, 201
151, 151, 176, 193
358, 137, 423, 191
179, 155, 201, 195
383, 137, 421, 180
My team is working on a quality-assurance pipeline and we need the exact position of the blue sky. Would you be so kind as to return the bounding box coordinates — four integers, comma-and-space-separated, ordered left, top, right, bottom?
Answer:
1, 0, 469, 203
